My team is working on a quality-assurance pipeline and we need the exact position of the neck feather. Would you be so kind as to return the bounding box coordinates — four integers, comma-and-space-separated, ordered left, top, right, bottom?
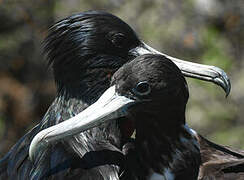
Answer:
122, 123, 200, 180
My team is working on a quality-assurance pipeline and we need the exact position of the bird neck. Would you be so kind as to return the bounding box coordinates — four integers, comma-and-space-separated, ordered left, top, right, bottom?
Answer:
129, 122, 200, 180
39, 60, 124, 148
57, 68, 114, 105
52, 54, 127, 105
34, 94, 122, 179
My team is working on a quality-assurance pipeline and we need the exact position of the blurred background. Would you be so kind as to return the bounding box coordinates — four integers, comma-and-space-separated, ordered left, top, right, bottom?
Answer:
0, 0, 243, 157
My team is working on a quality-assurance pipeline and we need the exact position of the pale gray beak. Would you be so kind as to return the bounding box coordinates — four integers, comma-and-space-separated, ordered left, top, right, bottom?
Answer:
129, 42, 231, 96
29, 86, 135, 161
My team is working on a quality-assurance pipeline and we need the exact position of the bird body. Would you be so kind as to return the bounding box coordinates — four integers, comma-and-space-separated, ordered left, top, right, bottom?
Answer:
112, 55, 201, 180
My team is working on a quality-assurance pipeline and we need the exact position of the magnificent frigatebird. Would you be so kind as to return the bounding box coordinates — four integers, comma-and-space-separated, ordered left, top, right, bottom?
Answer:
29, 54, 201, 180
0, 11, 231, 179
30, 54, 244, 180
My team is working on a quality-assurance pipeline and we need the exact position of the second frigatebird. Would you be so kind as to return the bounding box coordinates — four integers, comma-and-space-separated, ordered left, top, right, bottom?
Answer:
0, 11, 231, 179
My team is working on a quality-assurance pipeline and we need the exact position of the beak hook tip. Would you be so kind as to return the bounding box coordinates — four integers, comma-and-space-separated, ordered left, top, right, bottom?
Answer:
225, 78, 231, 98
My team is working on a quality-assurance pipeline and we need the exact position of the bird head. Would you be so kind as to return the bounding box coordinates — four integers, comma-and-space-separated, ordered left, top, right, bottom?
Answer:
111, 54, 189, 131
44, 10, 230, 101
44, 11, 140, 98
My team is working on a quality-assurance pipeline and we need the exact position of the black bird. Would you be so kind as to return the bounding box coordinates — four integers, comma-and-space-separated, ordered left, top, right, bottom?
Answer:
30, 54, 201, 180
0, 11, 231, 179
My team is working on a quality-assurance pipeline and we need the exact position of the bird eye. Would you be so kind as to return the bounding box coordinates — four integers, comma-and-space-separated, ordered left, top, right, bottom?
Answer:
133, 81, 151, 96
111, 33, 127, 48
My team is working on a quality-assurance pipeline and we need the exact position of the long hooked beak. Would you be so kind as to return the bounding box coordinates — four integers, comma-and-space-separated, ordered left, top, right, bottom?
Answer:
29, 86, 135, 161
129, 42, 231, 96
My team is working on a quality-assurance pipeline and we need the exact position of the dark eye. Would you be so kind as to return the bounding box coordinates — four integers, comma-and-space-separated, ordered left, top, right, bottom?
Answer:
133, 81, 151, 96
111, 33, 127, 48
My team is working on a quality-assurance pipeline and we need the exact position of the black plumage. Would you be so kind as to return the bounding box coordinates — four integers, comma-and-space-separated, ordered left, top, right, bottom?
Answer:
113, 55, 244, 180
110, 55, 244, 180
0, 11, 141, 180
111, 55, 244, 180
112, 54, 201, 180
0, 10, 232, 180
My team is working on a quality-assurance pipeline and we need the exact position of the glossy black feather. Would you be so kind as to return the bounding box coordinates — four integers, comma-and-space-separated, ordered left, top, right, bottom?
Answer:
110, 54, 201, 180
44, 11, 140, 100
0, 10, 142, 180
113, 55, 244, 180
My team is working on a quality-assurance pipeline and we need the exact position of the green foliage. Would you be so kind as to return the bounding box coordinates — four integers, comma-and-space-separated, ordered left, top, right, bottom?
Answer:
211, 127, 244, 149
201, 27, 233, 71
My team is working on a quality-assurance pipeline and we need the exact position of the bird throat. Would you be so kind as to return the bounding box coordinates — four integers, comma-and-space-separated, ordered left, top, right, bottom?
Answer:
122, 124, 201, 180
